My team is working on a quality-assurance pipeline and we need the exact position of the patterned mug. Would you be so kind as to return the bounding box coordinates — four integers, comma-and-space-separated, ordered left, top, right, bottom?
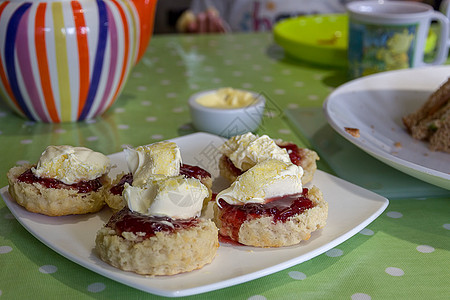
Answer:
0, 0, 157, 122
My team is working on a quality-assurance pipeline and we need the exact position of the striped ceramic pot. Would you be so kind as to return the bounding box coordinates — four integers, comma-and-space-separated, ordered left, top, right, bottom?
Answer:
0, 0, 156, 122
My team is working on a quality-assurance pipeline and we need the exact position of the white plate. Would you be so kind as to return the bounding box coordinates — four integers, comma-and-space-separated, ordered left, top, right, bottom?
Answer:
324, 66, 450, 190
1, 132, 388, 297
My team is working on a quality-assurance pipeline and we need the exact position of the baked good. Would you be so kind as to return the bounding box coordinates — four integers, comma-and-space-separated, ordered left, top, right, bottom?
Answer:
105, 141, 213, 211
7, 145, 110, 216
96, 141, 218, 275
96, 208, 218, 275
218, 132, 319, 184
213, 159, 328, 247
403, 77, 450, 153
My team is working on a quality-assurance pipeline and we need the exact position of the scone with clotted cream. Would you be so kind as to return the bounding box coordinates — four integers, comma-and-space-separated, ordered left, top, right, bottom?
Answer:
7, 145, 110, 216
96, 143, 218, 276
214, 159, 327, 247
218, 132, 319, 184
105, 141, 212, 211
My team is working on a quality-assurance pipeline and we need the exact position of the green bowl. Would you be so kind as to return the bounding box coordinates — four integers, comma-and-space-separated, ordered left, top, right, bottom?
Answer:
273, 14, 348, 68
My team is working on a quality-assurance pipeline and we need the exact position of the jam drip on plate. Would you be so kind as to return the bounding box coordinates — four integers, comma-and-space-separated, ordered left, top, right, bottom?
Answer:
217, 188, 314, 241
17, 169, 102, 193
107, 208, 199, 239
110, 164, 211, 195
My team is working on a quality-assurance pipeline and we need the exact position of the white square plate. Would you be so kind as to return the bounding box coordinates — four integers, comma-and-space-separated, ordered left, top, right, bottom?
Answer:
1, 132, 388, 297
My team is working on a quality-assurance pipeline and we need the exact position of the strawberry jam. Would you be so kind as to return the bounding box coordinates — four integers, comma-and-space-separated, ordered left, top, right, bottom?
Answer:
278, 143, 302, 166
217, 188, 314, 241
110, 164, 211, 195
107, 208, 198, 240
17, 168, 102, 193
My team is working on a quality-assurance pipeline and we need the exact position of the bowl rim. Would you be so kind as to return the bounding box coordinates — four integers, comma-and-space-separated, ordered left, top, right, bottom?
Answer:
188, 89, 266, 113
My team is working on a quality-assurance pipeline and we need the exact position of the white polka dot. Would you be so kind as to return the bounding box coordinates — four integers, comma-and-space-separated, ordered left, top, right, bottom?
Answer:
0, 246, 12, 254
54, 128, 66, 134
166, 92, 177, 98
295, 81, 304, 87
146, 116, 157, 122
156, 68, 164, 73
233, 71, 243, 77
190, 84, 199, 90
85, 119, 97, 124
132, 72, 142, 78
118, 124, 129, 130
264, 111, 277, 118
137, 86, 147, 91
86, 136, 98, 142
443, 224, 450, 230
17, 160, 30, 165
160, 79, 171, 85
313, 74, 323, 80
204, 66, 215, 72
326, 248, 343, 257
416, 245, 435, 253
288, 271, 306, 280
114, 108, 125, 113
262, 76, 273, 82
386, 211, 403, 218
282, 69, 292, 75
278, 129, 291, 134
252, 65, 262, 70
212, 78, 222, 83
385, 267, 404, 276
241, 83, 253, 89
151, 134, 163, 140
351, 293, 371, 300
224, 59, 233, 65
0, 289, 2, 296
359, 228, 374, 236
308, 95, 319, 101
0, 111, 6, 117
87, 282, 106, 293
0, 130, 2, 134
39, 265, 58, 274
21, 139, 32, 144
247, 296, 266, 300
287, 103, 299, 109
274, 89, 285, 95
172, 107, 184, 113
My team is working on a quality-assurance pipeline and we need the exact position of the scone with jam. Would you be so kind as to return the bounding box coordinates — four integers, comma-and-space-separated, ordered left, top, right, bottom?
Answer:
7, 145, 110, 216
218, 132, 319, 185
105, 141, 212, 211
214, 159, 328, 247
96, 143, 218, 276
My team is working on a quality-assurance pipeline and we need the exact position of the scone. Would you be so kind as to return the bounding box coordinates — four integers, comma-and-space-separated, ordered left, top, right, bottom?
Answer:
218, 132, 319, 184
96, 148, 218, 275
7, 145, 110, 216
105, 141, 213, 211
96, 208, 218, 275
213, 159, 328, 247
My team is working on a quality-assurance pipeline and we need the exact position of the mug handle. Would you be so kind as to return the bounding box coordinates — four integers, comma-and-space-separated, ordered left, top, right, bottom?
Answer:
423, 11, 449, 66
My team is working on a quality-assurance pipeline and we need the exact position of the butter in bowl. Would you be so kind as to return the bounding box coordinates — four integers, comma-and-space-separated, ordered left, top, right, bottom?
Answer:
188, 88, 266, 138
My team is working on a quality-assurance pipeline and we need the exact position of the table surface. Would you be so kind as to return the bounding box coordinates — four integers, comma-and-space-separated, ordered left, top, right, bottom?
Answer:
0, 32, 449, 300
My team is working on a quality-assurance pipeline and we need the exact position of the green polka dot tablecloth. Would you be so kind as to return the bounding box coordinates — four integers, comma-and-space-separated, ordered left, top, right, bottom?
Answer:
0, 33, 449, 299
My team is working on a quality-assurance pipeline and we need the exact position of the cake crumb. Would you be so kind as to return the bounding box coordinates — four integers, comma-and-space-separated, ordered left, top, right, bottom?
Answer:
394, 142, 402, 148
344, 127, 360, 137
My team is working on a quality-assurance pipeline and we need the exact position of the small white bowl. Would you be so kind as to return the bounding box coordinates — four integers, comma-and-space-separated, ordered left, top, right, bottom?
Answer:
188, 89, 265, 138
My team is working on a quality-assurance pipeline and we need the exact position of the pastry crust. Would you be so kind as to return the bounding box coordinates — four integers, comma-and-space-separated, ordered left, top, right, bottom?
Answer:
213, 186, 328, 247
95, 218, 219, 275
7, 165, 106, 216
218, 144, 319, 185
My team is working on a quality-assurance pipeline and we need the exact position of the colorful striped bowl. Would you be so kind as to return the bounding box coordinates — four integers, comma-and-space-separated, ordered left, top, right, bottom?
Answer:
0, 0, 156, 122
